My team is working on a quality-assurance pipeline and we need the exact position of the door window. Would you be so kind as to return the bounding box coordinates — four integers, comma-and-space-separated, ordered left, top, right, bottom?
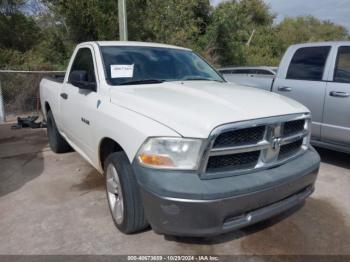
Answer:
287, 46, 331, 81
68, 48, 96, 84
334, 46, 350, 83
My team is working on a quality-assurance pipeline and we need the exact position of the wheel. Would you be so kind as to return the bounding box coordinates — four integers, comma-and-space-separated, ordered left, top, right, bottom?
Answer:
46, 110, 72, 153
105, 152, 148, 234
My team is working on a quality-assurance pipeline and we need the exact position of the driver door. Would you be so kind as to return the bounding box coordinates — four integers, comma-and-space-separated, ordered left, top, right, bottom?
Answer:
61, 47, 99, 158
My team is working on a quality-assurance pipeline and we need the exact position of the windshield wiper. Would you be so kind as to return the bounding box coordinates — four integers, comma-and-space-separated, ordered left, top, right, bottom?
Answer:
118, 79, 165, 85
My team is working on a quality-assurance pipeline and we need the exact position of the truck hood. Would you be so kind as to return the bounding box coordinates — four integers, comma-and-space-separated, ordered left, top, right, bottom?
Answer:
110, 81, 308, 138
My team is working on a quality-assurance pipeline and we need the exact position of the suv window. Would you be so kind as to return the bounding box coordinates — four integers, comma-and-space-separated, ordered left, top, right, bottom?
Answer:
287, 46, 331, 81
69, 48, 96, 84
334, 46, 350, 83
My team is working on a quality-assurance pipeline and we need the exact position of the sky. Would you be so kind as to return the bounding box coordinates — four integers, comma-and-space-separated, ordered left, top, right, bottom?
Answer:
210, 0, 350, 31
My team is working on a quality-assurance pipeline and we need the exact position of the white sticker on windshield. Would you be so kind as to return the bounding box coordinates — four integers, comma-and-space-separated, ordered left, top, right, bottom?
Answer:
111, 64, 134, 78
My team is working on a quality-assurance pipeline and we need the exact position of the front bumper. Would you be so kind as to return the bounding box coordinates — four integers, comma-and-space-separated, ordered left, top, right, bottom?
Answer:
133, 148, 320, 237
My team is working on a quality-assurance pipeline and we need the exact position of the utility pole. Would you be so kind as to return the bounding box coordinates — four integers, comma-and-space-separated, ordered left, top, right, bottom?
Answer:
118, 0, 128, 41
0, 79, 5, 123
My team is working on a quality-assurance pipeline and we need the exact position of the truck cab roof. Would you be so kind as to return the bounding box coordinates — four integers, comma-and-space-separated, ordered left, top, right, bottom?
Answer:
78, 41, 191, 51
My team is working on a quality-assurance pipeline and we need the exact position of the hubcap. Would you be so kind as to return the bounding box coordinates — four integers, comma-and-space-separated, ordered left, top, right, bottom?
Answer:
106, 164, 124, 224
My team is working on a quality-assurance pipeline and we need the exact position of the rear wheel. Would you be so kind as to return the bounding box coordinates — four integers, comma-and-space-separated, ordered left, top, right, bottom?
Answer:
46, 110, 72, 153
105, 152, 148, 234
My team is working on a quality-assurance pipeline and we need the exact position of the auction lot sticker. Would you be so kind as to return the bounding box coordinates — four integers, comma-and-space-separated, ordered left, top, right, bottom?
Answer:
111, 64, 134, 78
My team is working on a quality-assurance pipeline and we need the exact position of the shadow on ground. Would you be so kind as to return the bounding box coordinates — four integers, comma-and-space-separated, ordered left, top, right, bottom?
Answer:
315, 147, 350, 170
0, 124, 47, 197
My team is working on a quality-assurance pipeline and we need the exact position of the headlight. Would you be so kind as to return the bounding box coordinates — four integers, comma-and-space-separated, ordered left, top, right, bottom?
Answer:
137, 137, 203, 170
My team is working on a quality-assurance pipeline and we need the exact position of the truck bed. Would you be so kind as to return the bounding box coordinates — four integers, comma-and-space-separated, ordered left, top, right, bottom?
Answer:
42, 74, 65, 84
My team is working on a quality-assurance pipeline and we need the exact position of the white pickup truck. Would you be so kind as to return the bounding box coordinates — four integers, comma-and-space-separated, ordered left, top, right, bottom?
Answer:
40, 41, 320, 237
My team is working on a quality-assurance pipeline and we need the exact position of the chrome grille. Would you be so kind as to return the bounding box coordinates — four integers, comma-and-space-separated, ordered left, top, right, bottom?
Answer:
207, 151, 260, 172
201, 114, 310, 178
282, 119, 305, 137
213, 126, 266, 148
278, 139, 303, 160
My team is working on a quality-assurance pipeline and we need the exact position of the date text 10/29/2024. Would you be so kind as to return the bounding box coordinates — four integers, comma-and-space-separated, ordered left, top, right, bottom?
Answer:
127, 256, 220, 261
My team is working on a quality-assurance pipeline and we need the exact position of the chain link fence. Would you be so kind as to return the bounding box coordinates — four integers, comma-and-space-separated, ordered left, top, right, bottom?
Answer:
0, 71, 65, 123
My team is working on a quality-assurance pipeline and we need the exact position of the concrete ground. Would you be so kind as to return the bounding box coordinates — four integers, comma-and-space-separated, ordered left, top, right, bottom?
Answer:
0, 123, 349, 255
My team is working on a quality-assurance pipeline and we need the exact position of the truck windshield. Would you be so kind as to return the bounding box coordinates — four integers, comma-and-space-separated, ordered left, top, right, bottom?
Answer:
100, 46, 224, 85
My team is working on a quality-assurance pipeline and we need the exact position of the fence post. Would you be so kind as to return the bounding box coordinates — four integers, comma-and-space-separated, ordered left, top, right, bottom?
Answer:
0, 78, 5, 123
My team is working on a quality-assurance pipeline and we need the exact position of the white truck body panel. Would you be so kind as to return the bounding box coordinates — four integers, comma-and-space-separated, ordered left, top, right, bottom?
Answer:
110, 81, 308, 138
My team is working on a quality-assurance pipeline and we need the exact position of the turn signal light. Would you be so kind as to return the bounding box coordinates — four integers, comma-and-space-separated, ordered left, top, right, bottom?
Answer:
139, 154, 174, 167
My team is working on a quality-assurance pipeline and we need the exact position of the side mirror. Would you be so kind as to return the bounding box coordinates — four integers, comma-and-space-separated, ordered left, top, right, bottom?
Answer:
69, 70, 96, 91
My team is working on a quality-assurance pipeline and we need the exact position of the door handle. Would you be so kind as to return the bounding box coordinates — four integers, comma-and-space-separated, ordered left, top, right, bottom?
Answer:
60, 93, 68, 100
278, 86, 292, 92
329, 91, 349, 98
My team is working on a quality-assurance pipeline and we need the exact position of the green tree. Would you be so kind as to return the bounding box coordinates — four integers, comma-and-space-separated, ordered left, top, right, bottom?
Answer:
0, 12, 41, 52
45, 0, 120, 42
205, 0, 274, 66
245, 16, 350, 67
137, 0, 211, 48
2, 0, 350, 70
45, 0, 212, 48
276, 16, 349, 51
243, 26, 283, 66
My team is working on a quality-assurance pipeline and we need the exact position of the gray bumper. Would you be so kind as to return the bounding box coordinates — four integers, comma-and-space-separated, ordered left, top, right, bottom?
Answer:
133, 148, 320, 236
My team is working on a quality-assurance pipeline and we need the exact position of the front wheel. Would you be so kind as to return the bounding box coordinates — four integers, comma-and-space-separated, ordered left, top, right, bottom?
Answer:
105, 152, 148, 234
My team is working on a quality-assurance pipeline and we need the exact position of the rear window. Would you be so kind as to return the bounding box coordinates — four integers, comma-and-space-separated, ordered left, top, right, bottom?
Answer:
334, 46, 350, 83
286, 46, 331, 81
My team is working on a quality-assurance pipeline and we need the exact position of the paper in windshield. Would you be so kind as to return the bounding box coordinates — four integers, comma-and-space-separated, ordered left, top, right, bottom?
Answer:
111, 64, 134, 78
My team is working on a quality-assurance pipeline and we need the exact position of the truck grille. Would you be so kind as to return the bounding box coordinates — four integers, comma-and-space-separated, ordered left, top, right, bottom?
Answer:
278, 139, 303, 160
201, 114, 310, 178
207, 151, 260, 172
282, 119, 305, 137
213, 126, 266, 148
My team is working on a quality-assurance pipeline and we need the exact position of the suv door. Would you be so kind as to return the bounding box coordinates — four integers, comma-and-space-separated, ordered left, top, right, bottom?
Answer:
323, 46, 350, 145
273, 46, 331, 140
61, 47, 99, 158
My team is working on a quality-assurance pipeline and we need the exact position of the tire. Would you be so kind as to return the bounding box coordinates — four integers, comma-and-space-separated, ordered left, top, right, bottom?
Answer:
46, 110, 72, 153
105, 152, 148, 234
